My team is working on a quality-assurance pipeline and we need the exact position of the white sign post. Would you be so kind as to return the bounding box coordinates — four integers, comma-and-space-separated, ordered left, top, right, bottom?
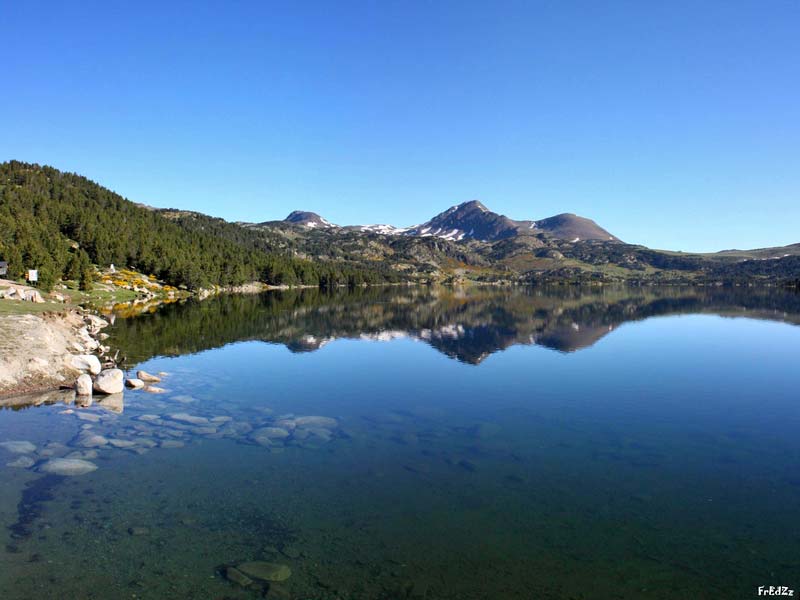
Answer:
27, 269, 38, 283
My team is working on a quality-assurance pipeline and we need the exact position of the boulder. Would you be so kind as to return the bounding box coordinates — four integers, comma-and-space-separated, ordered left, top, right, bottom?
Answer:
75, 374, 93, 396
137, 370, 161, 383
38, 458, 98, 476
93, 369, 124, 395
85, 314, 109, 332
125, 378, 145, 389
23, 289, 45, 303
71, 355, 102, 375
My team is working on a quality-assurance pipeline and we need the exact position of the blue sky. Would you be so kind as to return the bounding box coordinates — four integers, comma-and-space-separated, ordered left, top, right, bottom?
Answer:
2, 1, 798, 251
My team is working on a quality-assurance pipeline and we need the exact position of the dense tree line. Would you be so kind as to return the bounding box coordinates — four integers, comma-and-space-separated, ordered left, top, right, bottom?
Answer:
0, 161, 399, 291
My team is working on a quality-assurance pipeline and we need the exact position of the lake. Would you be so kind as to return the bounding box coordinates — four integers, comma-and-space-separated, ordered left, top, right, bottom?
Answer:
1, 286, 799, 599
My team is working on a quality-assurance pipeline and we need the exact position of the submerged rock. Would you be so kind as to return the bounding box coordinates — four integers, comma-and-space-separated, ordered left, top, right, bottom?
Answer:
225, 566, 253, 588
74, 431, 109, 448
236, 561, 292, 582
93, 369, 124, 395
7, 456, 36, 468
294, 415, 338, 429
0, 441, 37, 454
250, 427, 290, 446
125, 378, 145, 389
76, 412, 102, 422
39, 458, 98, 476
167, 413, 209, 425
144, 386, 166, 394
159, 440, 185, 448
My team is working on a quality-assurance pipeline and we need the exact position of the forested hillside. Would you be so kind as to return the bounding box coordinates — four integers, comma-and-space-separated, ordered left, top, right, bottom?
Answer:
0, 161, 398, 290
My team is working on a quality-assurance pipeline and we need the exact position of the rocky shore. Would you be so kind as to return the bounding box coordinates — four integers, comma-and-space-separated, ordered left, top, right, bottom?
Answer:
0, 308, 114, 396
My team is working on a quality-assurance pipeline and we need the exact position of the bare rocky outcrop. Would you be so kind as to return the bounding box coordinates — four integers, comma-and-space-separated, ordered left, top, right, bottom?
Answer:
0, 309, 113, 396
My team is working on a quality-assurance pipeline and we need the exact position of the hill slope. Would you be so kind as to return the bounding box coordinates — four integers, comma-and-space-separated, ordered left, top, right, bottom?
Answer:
0, 161, 398, 290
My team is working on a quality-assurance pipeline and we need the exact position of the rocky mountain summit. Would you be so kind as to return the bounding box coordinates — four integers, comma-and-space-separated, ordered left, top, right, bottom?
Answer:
273, 199, 619, 243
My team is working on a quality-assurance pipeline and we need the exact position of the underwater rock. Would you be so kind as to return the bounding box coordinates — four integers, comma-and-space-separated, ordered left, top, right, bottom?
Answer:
0, 441, 37, 454
210, 416, 232, 423
144, 386, 166, 394
108, 439, 137, 449
294, 415, 338, 429
65, 450, 99, 460
76, 412, 102, 422
250, 427, 290, 446
167, 413, 209, 425
159, 440, 185, 448
137, 415, 161, 422
39, 458, 98, 476
306, 427, 333, 442
225, 566, 253, 588
136, 370, 161, 383
127, 527, 149, 536
135, 438, 158, 448
236, 561, 292, 582
93, 369, 124, 395
7, 456, 36, 468
171, 395, 196, 403
74, 431, 109, 448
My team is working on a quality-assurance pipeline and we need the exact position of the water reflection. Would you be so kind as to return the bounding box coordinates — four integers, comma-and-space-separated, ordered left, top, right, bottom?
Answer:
1, 286, 799, 599
110, 285, 800, 364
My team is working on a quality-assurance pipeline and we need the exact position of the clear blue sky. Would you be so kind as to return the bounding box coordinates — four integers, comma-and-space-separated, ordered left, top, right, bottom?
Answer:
2, 1, 798, 251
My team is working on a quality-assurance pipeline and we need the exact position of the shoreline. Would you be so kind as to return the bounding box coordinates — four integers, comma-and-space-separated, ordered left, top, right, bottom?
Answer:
0, 308, 111, 398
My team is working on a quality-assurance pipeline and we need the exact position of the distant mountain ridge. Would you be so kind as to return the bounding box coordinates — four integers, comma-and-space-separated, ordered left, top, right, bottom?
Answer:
272, 199, 620, 243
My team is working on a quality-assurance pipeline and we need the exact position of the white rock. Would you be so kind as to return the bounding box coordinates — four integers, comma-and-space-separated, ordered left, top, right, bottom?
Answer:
125, 378, 145, 389
93, 369, 124, 394
144, 386, 166, 394
75, 373, 93, 396
0, 441, 37, 454
39, 458, 98, 476
71, 354, 102, 375
137, 370, 161, 383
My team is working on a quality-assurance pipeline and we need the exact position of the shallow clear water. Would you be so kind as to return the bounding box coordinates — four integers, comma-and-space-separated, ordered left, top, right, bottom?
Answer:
1, 287, 799, 599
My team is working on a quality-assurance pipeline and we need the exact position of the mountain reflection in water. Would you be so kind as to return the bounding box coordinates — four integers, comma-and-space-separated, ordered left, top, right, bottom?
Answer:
108, 285, 800, 365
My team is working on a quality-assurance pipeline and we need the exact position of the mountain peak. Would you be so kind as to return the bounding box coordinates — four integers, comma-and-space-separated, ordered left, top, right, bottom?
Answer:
406, 200, 518, 241
283, 211, 337, 229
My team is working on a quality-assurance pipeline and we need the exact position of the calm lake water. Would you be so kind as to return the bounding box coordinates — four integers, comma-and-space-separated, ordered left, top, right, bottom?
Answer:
1, 286, 799, 599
